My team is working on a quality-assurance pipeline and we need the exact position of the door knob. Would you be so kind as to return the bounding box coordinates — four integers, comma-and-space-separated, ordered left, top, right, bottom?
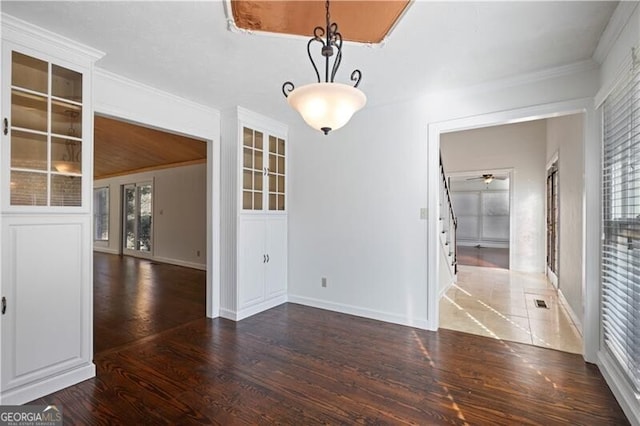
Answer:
1, 297, 6, 315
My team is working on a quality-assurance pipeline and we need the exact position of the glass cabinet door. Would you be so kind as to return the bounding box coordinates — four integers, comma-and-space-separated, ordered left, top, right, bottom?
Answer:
268, 135, 285, 211
242, 126, 264, 210
241, 125, 286, 212
9, 51, 83, 207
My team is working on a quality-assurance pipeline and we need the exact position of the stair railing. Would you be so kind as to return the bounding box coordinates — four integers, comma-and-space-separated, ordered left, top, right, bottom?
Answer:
439, 154, 458, 274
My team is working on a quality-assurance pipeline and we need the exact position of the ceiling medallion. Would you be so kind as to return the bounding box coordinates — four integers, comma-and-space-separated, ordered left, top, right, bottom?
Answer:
282, 0, 366, 135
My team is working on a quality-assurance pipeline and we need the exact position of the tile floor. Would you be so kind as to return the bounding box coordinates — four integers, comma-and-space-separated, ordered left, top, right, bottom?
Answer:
439, 265, 583, 354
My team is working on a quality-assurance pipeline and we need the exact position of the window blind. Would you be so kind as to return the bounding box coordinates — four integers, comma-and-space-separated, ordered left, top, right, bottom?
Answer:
602, 48, 640, 393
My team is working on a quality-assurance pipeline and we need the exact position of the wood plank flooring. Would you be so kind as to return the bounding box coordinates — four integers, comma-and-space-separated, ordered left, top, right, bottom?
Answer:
457, 246, 509, 269
93, 252, 206, 353
34, 301, 627, 424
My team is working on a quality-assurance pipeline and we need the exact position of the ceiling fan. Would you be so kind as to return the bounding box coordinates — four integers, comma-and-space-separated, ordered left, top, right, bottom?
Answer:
466, 174, 507, 184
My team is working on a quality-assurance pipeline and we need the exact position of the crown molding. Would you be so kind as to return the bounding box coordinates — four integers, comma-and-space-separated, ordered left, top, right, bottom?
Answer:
1, 13, 104, 65
94, 68, 220, 118
593, 1, 639, 64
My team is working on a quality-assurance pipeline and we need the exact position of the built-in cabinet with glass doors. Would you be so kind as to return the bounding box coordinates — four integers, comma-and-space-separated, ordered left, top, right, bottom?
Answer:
1, 21, 102, 405
223, 107, 288, 320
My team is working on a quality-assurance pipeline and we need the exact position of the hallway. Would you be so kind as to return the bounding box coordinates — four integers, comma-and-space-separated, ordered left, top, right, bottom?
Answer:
94, 252, 206, 354
440, 265, 582, 354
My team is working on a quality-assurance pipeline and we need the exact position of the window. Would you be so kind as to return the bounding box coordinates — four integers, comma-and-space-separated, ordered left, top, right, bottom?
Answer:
93, 187, 109, 241
601, 51, 640, 393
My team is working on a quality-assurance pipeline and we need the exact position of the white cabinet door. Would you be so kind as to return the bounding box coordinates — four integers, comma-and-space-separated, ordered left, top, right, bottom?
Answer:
1, 218, 91, 393
265, 216, 287, 298
238, 216, 266, 308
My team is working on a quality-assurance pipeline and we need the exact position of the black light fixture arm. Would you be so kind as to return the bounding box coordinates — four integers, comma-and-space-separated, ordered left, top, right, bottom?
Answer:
282, 0, 362, 98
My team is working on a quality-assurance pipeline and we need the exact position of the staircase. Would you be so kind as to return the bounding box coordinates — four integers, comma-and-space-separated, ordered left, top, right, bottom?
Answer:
439, 154, 458, 281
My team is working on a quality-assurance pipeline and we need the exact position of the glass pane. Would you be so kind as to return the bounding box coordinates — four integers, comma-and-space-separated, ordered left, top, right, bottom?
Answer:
270, 174, 277, 192
12, 52, 48, 94
243, 147, 253, 168
255, 171, 263, 191
255, 131, 263, 150
278, 176, 285, 193
278, 156, 285, 174
52, 64, 82, 102
243, 169, 253, 190
11, 130, 47, 170
254, 192, 262, 210
269, 154, 276, 172
243, 127, 253, 147
138, 184, 152, 252
243, 191, 253, 210
10, 171, 47, 206
269, 136, 276, 153
93, 187, 110, 241
12, 90, 47, 132
51, 174, 81, 207
278, 194, 285, 211
51, 102, 82, 138
269, 194, 276, 210
278, 138, 285, 155
125, 187, 136, 250
255, 150, 263, 171
51, 137, 82, 174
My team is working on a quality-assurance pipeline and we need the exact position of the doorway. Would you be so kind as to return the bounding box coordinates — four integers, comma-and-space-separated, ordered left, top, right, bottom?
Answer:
123, 181, 153, 256
448, 171, 511, 270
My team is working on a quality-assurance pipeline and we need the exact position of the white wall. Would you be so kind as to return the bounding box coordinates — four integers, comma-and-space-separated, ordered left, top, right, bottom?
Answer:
441, 121, 547, 272
546, 114, 584, 330
288, 98, 430, 328
94, 163, 207, 270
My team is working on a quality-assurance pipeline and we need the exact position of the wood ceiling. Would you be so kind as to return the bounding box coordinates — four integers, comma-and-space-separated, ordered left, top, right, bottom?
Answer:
230, 0, 411, 44
94, 116, 206, 180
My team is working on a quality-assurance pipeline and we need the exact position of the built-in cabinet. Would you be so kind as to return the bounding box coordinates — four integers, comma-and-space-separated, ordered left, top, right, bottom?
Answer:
221, 107, 288, 320
0, 16, 103, 404
238, 215, 287, 308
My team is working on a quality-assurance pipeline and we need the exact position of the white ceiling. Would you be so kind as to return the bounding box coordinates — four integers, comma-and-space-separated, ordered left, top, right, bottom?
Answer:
2, 1, 618, 123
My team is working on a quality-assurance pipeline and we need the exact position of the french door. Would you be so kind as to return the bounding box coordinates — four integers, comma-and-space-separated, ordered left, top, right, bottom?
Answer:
123, 182, 153, 256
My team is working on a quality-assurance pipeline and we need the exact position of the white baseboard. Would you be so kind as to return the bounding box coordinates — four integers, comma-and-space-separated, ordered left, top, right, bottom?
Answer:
458, 241, 509, 249
91, 250, 206, 271
93, 247, 119, 255
558, 289, 583, 336
598, 349, 640, 426
0, 363, 95, 405
153, 256, 206, 271
287, 295, 429, 330
218, 295, 287, 321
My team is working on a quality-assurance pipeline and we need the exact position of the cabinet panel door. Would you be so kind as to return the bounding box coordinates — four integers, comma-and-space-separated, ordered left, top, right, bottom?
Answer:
265, 217, 287, 298
238, 217, 266, 308
2, 220, 87, 390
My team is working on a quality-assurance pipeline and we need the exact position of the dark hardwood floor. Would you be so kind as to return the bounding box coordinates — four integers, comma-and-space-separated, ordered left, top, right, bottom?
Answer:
93, 252, 206, 353
457, 246, 509, 269
34, 298, 627, 424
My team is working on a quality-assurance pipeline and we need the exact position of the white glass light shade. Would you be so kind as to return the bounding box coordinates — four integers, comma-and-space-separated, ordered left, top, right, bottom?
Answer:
287, 82, 366, 134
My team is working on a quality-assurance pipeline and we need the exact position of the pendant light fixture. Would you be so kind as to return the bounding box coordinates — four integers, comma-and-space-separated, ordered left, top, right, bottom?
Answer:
282, 0, 366, 135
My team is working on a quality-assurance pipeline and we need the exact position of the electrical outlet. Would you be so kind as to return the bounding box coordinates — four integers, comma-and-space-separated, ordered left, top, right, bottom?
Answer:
196, 250, 201, 257
420, 208, 428, 220
321, 277, 327, 288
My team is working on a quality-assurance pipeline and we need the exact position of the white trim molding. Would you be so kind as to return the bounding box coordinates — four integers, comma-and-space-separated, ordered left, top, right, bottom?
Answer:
288, 295, 430, 330
2, 13, 104, 65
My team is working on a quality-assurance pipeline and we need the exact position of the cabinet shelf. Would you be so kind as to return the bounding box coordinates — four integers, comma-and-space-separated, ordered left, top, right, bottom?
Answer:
6, 50, 84, 208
